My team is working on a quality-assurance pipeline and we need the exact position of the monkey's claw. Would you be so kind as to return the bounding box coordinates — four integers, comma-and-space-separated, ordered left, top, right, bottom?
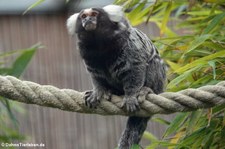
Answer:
137, 86, 153, 101
122, 96, 140, 113
84, 90, 102, 108
103, 92, 112, 101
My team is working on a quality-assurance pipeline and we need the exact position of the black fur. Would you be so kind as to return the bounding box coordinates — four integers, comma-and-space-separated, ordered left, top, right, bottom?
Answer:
73, 7, 166, 149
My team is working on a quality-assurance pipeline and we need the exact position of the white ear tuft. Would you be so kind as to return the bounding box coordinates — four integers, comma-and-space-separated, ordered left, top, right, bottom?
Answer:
103, 5, 124, 22
66, 13, 79, 35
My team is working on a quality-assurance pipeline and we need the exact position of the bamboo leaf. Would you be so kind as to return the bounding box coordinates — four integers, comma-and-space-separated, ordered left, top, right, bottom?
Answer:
143, 131, 159, 142
127, 1, 151, 26
185, 34, 212, 55
0, 49, 32, 59
187, 10, 222, 16
127, 2, 145, 20
8, 44, 40, 77
154, 21, 177, 37
212, 104, 225, 113
223, 114, 225, 128
152, 117, 170, 125
4, 99, 18, 128
190, 75, 212, 88
163, 113, 189, 138
169, 130, 185, 147
131, 144, 140, 149
167, 66, 200, 89
203, 41, 225, 51
0, 68, 12, 75
166, 60, 181, 72
201, 131, 214, 148
179, 127, 208, 147
160, 1, 173, 36
208, 60, 216, 79
23, 0, 45, 15
175, 50, 225, 74
186, 111, 202, 135
202, 12, 225, 34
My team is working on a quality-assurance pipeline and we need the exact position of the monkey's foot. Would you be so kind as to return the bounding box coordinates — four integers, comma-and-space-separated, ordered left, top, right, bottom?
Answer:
138, 87, 153, 102
103, 91, 112, 101
84, 90, 111, 108
122, 96, 140, 113
84, 90, 102, 108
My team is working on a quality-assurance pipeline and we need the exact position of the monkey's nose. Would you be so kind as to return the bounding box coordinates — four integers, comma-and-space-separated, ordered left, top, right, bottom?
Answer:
82, 16, 97, 31
84, 21, 97, 31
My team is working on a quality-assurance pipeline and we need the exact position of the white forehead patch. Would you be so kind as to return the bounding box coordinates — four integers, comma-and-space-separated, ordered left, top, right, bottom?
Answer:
83, 8, 93, 14
66, 5, 124, 35
66, 13, 79, 35
103, 5, 124, 22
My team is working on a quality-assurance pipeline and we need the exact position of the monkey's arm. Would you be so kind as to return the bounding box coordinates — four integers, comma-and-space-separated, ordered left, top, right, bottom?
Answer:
84, 75, 111, 108
118, 64, 146, 112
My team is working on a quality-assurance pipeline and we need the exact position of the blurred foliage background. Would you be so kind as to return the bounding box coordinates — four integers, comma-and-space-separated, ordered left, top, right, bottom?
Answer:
115, 0, 225, 148
0, 45, 39, 146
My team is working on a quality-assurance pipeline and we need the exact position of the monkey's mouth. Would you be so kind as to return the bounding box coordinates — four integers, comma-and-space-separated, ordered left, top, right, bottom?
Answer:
84, 22, 97, 31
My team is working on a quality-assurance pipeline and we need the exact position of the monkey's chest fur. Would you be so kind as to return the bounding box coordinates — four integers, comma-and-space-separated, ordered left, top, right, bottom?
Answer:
78, 33, 133, 95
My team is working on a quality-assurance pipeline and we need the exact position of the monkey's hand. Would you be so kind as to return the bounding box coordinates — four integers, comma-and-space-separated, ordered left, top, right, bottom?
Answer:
84, 89, 111, 108
122, 96, 140, 113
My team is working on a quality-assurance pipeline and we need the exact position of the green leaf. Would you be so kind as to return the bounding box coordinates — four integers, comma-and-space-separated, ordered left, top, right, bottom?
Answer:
179, 127, 208, 147
185, 34, 212, 55
130, 144, 140, 149
175, 50, 225, 74
163, 113, 189, 138
201, 131, 214, 148
167, 66, 200, 89
152, 117, 170, 125
208, 60, 216, 79
160, 1, 173, 36
212, 104, 225, 113
154, 21, 177, 37
186, 111, 203, 135
8, 44, 39, 77
130, 4, 153, 26
143, 131, 159, 142
23, 0, 45, 15
0, 68, 12, 75
146, 141, 178, 149
190, 75, 212, 88
203, 41, 225, 51
166, 60, 181, 72
0, 97, 19, 130
0, 49, 30, 59
221, 122, 225, 138
126, 1, 150, 26
202, 12, 225, 34
187, 10, 222, 16
4, 98, 18, 128
127, 1, 146, 18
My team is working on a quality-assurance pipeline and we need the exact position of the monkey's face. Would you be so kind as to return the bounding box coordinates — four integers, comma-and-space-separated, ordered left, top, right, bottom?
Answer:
79, 9, 99, 31
67, 5, 125, 35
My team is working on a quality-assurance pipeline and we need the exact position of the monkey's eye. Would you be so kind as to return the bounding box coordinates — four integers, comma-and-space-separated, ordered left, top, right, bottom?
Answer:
91, 11, 98, 17
81, 14, 87, 19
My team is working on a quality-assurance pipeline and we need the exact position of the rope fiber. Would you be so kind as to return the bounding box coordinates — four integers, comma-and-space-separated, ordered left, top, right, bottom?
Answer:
0, 75, 225, 117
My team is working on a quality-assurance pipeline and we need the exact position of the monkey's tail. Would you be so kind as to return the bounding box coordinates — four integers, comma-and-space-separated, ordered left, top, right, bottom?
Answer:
118, 116, 151, 149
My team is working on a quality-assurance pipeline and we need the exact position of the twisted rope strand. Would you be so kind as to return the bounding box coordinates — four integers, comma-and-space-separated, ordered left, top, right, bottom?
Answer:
0, 75, 225, 117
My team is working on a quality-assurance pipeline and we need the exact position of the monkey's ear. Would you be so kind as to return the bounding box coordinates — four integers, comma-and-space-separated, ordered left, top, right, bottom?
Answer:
103, 5, 124, 22
66, 13, 79, 35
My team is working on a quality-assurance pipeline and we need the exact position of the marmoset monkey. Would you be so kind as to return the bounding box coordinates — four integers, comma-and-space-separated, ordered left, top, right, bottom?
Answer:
67, 5, 166, 149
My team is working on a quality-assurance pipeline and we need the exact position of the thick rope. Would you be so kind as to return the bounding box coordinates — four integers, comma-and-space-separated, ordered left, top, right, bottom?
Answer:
0, 75, 225, 117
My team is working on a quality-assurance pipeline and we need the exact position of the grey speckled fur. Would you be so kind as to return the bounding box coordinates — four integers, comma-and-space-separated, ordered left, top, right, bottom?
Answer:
67, 5, 166, 149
